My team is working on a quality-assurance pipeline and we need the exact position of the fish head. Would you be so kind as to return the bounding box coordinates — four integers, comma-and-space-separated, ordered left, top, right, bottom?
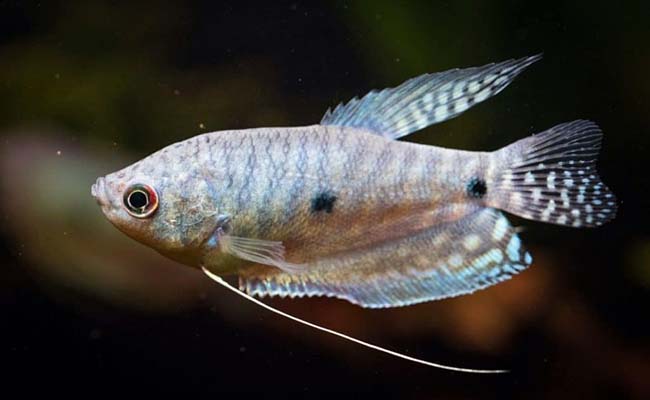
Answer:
92, 152, 222, 267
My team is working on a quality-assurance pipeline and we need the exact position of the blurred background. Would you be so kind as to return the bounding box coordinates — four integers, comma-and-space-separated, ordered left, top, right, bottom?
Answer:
1, 1, 649, 398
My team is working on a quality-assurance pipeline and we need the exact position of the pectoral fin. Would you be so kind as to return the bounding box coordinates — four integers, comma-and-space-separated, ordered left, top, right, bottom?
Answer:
238, 208, 532, 308
221, 235, 306, 274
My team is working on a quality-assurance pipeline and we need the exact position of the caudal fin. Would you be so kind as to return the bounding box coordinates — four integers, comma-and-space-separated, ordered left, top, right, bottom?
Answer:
486, 120, 617, 227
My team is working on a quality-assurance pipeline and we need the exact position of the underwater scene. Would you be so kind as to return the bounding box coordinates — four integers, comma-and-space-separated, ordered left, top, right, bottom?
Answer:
1, 1, 649, 398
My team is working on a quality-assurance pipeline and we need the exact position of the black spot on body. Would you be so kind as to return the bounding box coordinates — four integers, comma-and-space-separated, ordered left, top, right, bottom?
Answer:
467, 177, 487, 199
311, 191, 337, 213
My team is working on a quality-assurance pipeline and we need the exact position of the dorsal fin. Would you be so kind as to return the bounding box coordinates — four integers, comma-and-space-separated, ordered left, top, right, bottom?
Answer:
321, 55, 541, 140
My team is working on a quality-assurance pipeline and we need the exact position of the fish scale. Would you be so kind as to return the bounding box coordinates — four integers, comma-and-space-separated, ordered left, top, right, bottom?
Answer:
93, 54, 616, 308
91, 55, 619, 372
203, 126, 460, 261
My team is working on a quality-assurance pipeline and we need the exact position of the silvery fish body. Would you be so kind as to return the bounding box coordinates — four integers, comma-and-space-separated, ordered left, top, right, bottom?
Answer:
155, 125, 485, 264
92, 55, 617, 308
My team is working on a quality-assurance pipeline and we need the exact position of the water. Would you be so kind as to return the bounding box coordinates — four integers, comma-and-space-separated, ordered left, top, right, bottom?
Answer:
0, 1, 648, 398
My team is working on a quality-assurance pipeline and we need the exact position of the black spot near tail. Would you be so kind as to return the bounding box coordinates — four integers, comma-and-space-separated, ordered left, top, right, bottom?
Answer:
311, 191, 337, 213
467, 177, 487, 199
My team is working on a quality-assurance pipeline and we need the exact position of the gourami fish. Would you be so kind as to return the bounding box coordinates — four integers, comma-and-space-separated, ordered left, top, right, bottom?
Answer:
91, 55, 617, 372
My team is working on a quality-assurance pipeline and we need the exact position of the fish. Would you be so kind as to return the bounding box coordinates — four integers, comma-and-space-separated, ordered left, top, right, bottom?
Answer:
92, 55, 617, 372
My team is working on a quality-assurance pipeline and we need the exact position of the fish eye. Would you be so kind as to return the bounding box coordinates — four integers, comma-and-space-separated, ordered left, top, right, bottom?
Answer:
123, 184, 159, 218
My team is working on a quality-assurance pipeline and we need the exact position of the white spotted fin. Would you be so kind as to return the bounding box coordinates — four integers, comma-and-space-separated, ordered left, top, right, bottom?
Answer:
321, 55, 541, 140
486, 120, 617, 227
238, 208, 531, 308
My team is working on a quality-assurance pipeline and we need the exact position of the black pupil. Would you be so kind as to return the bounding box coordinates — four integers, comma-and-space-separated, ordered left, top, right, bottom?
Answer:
129, 190, 148, 210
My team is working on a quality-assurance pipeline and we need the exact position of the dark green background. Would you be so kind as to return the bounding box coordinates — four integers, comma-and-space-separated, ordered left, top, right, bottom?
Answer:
1, 1, 648, 398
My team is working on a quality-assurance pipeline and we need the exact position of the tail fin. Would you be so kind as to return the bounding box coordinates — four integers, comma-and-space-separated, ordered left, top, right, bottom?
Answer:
486, 120, 617, 227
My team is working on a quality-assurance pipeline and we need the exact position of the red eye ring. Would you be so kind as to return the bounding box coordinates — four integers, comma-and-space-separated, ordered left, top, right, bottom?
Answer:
123, 184, 159, 218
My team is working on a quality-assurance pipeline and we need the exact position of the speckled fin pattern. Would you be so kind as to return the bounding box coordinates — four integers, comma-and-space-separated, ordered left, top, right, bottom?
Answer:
489, 120, 617, 227
239, 208, 531, 308
321, 55, 541, 139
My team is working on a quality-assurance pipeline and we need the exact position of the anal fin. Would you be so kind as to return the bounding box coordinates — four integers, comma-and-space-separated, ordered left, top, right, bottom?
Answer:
239, 208, 532, 308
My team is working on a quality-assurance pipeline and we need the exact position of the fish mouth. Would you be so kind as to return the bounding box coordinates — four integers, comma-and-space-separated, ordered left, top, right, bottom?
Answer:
91, 177, 108, 207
